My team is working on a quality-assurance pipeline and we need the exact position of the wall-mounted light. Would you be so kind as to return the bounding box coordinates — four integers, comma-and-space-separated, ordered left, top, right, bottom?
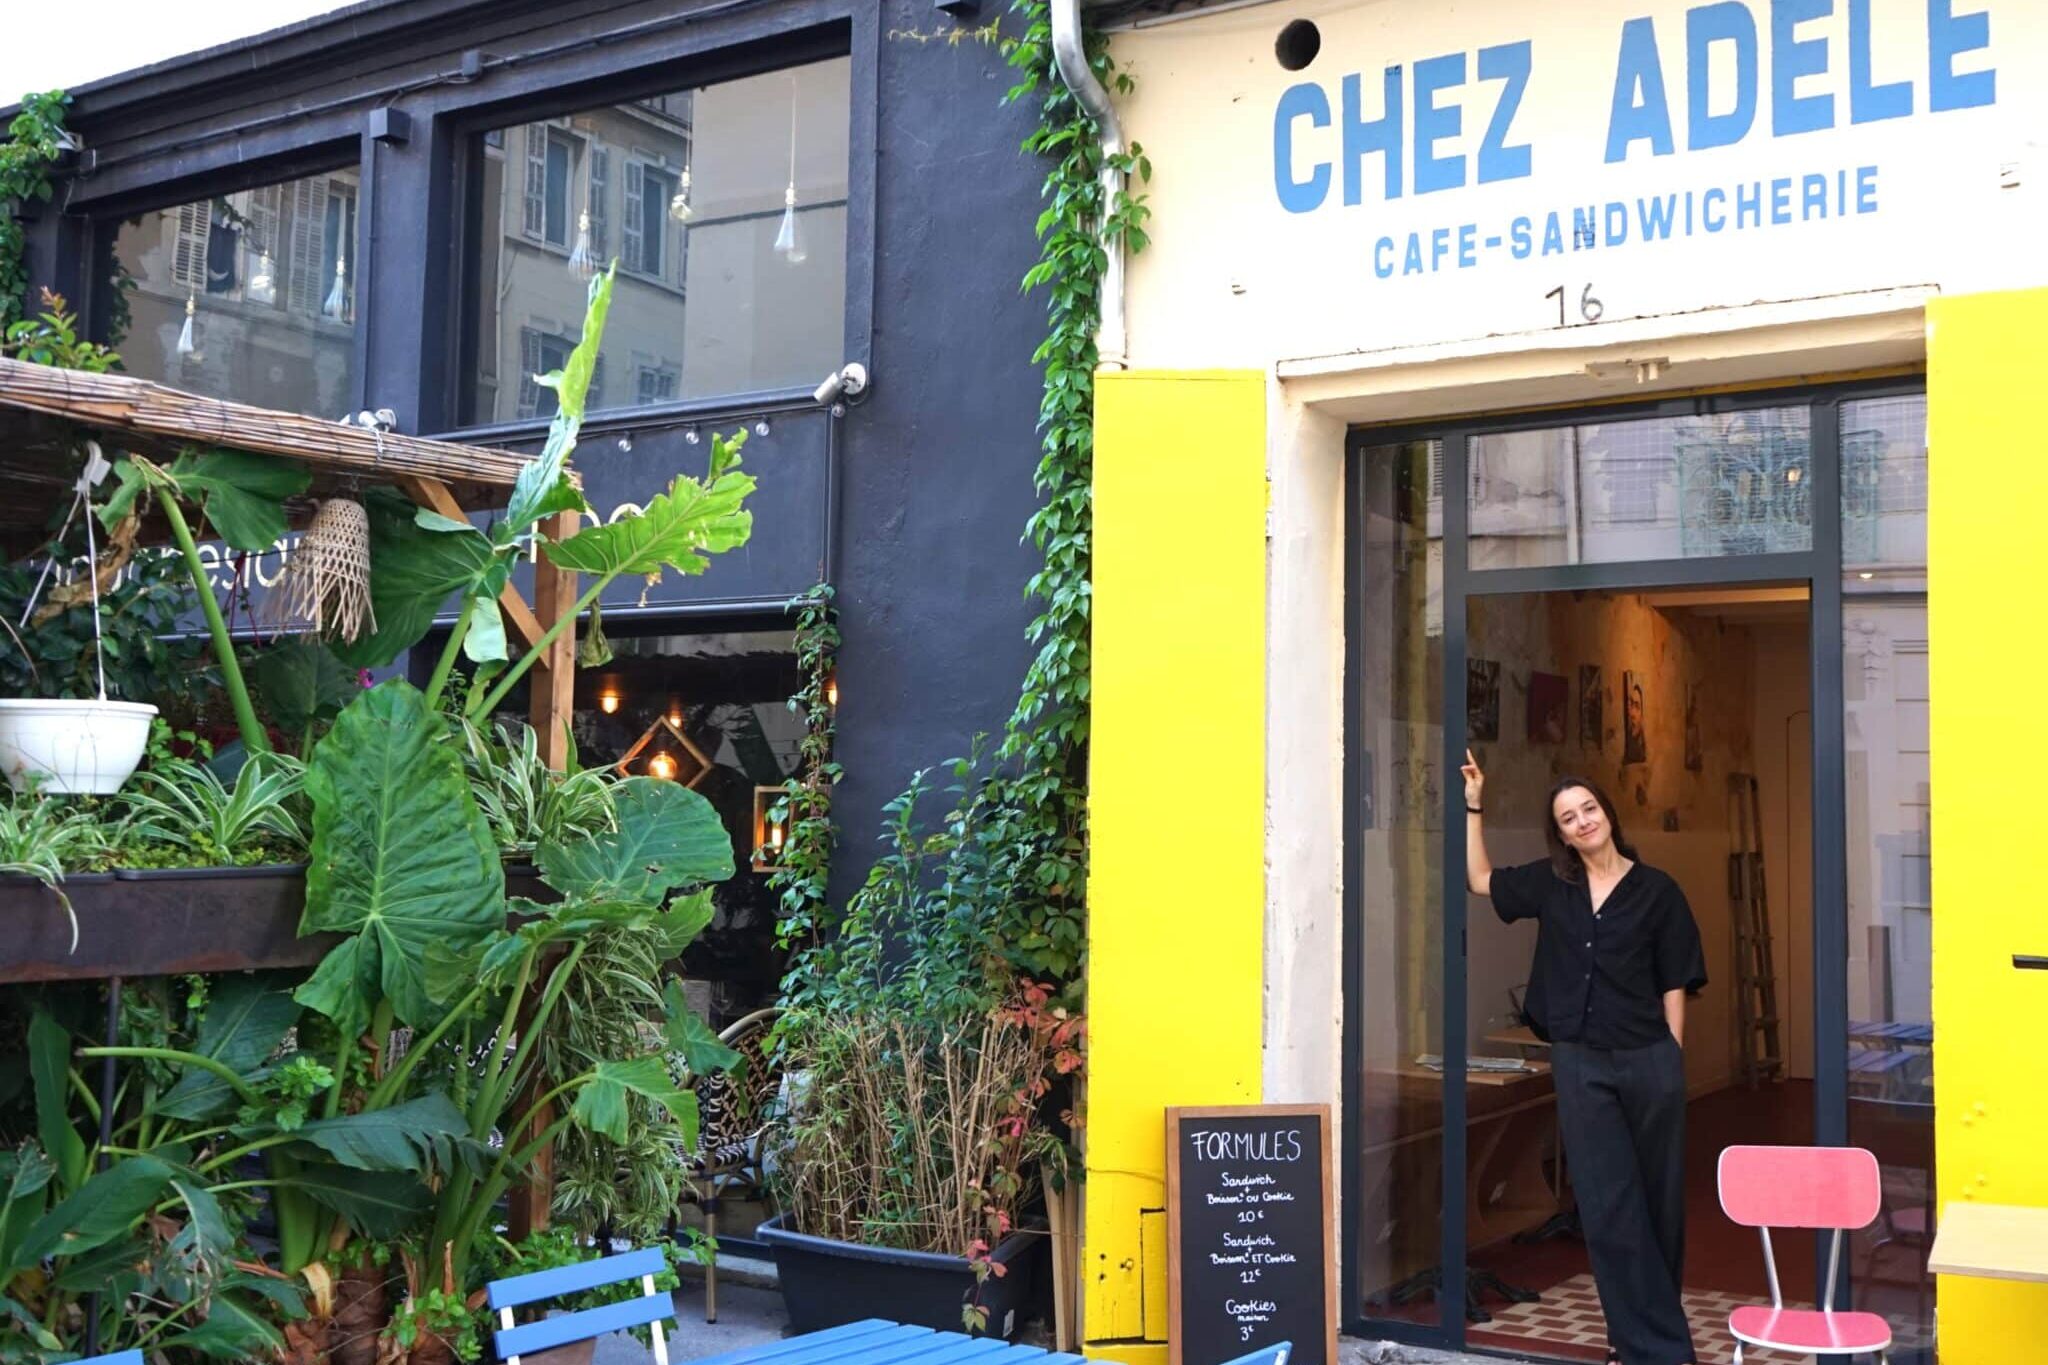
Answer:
648, 752, 679, 782
752, 785, 789, 871
597, 687, 621, 714
824, 672, 838, 709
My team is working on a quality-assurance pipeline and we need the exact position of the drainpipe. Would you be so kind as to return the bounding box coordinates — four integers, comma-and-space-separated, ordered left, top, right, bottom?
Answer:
1050, 0, 1128, 371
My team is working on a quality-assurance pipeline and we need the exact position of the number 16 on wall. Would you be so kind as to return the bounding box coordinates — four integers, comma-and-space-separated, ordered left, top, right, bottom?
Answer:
1544, 283, 1605, 327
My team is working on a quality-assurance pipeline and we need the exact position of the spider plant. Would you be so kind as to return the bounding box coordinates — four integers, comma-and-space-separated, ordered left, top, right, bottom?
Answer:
116, 751, 308, 864
458, 719, 616, 857
0, 784, 111, 949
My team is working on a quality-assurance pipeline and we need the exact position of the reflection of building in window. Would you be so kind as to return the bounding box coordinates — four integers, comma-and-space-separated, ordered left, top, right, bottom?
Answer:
1589, 423, 1668, 526
636, 362, 680, 405
465, 58, 850, 426
110, 167, 360, 417
515, 327, 602, 419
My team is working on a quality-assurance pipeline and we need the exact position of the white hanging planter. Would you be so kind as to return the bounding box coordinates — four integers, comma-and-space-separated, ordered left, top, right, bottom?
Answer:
0, 698, 158, 795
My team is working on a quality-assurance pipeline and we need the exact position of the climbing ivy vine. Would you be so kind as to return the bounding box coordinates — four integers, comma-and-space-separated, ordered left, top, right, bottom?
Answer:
989, 0, 1149, 990
0, 90, 71, 330
771, 4, 1146, 1004
770, 583, 842, 952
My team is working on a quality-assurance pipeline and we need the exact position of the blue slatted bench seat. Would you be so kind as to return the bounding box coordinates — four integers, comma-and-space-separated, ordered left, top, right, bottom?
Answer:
488, 1246, 676, 1365
688, 1319, 1103, 1365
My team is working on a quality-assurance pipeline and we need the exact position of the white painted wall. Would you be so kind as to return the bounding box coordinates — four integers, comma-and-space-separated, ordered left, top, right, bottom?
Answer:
1108, 0, 2044, 1126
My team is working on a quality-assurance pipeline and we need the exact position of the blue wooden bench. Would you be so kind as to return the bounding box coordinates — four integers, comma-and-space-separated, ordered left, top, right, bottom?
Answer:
488, 1246, 677, 1365
69, 1353, 142, 1365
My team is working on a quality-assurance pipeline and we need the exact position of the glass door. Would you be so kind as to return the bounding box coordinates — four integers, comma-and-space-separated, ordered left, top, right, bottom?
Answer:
1344, 383, 1935, 1356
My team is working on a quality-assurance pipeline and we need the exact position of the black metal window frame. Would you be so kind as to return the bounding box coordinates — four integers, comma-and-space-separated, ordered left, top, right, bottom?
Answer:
1341, 373, 1926, 1355
83, 138, 376, 417
439, 18, 864, 439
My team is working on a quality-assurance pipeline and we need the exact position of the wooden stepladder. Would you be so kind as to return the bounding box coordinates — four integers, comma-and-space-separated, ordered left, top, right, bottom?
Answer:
1728, 774, 1786, 1088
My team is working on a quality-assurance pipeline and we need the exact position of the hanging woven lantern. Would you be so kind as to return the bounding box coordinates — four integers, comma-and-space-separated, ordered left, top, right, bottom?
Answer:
272, 496, 376, 643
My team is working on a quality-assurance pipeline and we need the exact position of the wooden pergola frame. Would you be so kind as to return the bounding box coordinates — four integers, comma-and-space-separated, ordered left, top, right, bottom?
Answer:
0, 355, 576, 1228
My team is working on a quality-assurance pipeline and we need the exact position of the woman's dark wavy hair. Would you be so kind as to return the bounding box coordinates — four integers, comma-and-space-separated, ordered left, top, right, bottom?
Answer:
1544, 776, 1638, 882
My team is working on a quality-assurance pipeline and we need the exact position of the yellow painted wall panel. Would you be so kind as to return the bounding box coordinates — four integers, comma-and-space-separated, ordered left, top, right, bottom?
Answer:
1086, 371, 1266, 1358
1927, 288, 2048, 1363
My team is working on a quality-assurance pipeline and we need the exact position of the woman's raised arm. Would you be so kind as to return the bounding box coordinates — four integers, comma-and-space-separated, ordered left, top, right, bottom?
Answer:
1461, 748, 1493, 896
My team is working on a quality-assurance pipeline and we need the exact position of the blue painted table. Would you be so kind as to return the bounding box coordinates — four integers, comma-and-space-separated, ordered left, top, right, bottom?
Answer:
688, 1319, 1104, 1364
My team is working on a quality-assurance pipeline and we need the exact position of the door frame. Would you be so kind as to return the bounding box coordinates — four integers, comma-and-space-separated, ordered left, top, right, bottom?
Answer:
1340, 376, 1925, 1351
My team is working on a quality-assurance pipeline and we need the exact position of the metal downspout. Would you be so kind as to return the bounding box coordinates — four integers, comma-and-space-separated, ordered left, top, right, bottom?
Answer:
1050, 0, 1128, 371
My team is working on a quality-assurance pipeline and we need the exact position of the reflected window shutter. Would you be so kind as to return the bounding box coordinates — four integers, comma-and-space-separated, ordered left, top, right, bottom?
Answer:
171, 202, 210, 290
517, 328, 544, 420
522, 124, 548, 240
588, 143, 609, 258
622, 161, 645, 274
287, 178, 330, 316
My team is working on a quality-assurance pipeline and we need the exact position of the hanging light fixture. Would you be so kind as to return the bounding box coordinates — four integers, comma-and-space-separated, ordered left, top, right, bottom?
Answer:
647, 751, 679, 782
668, 165, 694, 223
247, 242, 276, 305
175, 292, 198, 357
567, 210, 597, 280
568, 136, 598, 279
323, 254, 349, 320
774, 80, 806, 264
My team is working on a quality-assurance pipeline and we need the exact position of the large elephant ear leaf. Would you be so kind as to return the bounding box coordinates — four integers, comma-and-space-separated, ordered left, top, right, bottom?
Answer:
499, 267, 613, 543
542, 436, 755, 580
537, 778, 734, 903
158, 972, 302, 1120
569, 1057, 698, 1149
299, 682, 504, 1027
328, 488, 498, 669
166, 448, 313, 552
248, 641, 359, 733
662, 980, 740, 1077
286, 1094, 473, 1174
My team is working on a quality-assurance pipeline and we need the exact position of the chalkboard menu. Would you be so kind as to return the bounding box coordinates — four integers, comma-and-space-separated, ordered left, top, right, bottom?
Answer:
1167, 1105, 1336, 1365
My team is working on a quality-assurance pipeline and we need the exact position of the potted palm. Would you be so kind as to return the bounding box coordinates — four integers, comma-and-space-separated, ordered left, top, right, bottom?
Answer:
761, 755, 1080, 1339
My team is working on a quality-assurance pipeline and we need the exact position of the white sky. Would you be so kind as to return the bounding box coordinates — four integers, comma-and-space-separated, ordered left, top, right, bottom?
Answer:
1, 2, 357, 108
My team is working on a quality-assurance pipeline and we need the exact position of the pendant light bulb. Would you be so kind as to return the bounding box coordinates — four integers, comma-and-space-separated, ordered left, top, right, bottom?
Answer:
323, 254, 349, 320
568, 210, 597, 279
668, 166, 694, 223
175, 292, 198, 357
248, 249, 275, 300
774, 81, 805, 265
774, 182, 806, 264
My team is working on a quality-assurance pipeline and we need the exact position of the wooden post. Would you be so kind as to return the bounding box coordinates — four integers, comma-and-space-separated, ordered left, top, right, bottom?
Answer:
507, 509, 579, 1238
527, 508, 580, 768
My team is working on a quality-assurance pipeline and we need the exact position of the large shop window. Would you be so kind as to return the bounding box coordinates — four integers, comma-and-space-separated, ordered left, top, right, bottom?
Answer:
108, 168, 361, 416
465, 58, 850, 426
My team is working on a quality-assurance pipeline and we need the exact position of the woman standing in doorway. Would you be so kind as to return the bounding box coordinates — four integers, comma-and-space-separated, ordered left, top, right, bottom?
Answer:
1462, 751, 1706, 1365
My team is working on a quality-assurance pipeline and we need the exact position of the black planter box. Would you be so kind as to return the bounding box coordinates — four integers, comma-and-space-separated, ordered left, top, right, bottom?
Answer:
0, 866, 331, 983
757, 1213, 1046, 1341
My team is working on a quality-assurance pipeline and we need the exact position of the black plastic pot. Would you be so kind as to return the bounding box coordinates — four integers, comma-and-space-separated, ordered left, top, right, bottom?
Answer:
757, 1213, 1046, 1341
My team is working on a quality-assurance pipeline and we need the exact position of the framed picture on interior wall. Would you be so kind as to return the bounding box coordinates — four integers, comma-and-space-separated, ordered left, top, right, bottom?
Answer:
1527, 671, 1568, 744
1467, 658, 1501, 743
1684, 683, 1704, 772
1579, 665, 1603, 750
1623, 670, 1647, 764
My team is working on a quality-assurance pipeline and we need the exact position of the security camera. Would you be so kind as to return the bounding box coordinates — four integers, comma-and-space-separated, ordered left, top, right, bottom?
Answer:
813, 362, 869, 406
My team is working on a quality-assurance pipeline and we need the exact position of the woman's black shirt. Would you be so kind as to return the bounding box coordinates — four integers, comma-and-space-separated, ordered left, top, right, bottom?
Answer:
1489, 859, 1707, 1049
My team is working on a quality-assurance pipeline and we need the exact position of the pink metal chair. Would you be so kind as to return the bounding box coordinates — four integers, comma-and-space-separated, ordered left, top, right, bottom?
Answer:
1717, 1146, 1894, 1364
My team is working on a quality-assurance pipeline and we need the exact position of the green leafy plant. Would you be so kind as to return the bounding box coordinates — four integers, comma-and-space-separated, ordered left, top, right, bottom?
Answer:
115, 752, 308, 865
0, 91, 70, 330
0, 785, 110, 950
768, 583, 841, 953
458, 718, 617, 857
3, 289, 117, 372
